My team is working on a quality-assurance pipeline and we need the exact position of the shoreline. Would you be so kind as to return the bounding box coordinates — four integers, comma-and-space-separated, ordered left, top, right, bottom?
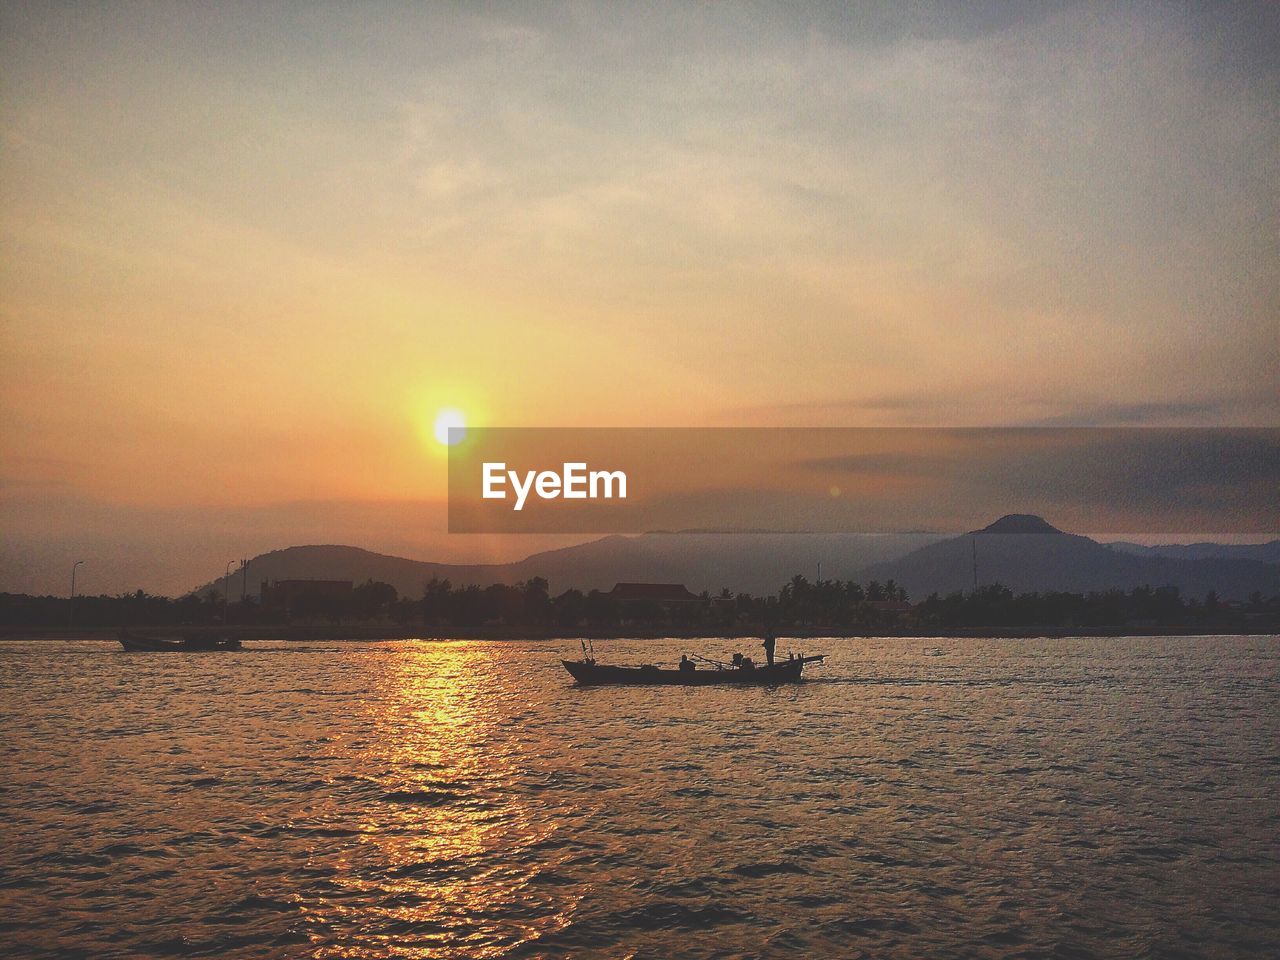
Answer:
3, 625, 1276, 643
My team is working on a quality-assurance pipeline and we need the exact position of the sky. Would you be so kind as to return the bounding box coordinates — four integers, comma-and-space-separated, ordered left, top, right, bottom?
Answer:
2, 2, 1277, 594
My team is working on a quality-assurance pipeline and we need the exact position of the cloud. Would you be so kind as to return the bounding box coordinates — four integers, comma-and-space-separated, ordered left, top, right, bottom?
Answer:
798, 428, 1280, 522
1032, 401, 1232, 427
376, 3, 1279, 407
1, 3, 1275, 562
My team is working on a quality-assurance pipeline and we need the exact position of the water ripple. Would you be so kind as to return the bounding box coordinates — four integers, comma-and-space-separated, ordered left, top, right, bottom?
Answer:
0, 635, 1277, 958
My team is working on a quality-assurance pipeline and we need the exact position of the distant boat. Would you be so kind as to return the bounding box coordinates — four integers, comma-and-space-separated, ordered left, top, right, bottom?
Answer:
562, 654, 824, 686
118, 630, 242, 652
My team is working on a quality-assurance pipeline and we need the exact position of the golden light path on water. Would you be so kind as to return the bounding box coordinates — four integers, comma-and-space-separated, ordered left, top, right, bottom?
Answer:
0, 637, 1278, 959
304, 644, 575, 959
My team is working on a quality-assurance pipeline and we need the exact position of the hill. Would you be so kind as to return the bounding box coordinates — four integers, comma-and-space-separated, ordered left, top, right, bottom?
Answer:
1106, 540, 1280, 564
193, 532, 940, 599
193, 517, 1279, 603
861, 515, 1279, 600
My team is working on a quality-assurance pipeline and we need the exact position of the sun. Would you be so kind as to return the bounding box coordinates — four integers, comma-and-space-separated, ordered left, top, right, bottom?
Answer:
433, 408, 467, 446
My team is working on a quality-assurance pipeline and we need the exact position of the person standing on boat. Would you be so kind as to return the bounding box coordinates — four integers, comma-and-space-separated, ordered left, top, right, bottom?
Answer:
762, 633, 776, 666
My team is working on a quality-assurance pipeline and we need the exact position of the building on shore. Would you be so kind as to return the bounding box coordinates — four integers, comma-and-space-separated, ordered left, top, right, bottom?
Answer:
608, 582, 701, 613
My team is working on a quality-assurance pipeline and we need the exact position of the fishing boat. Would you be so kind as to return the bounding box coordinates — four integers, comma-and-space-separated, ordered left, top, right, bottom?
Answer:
118, 629, 242, 652
562, 653, 824, 686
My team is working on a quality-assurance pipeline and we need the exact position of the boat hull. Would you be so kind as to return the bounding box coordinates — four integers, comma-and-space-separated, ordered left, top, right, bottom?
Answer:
562, 657, 808, 686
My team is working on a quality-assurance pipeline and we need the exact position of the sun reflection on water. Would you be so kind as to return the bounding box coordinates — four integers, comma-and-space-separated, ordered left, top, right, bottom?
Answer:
4, 638, 1279, 958
304, 643, 574, 959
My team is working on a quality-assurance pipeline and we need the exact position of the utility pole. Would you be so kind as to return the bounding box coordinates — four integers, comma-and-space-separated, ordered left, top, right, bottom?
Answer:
70, 559, 84, 628
241, 558, 248, 602
224, 560, 236, 608
972, 536, 979, 593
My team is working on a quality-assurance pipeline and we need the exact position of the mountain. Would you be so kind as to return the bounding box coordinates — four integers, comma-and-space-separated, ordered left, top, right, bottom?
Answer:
861, 515, 1279, 600
193, 518, 1279, 602
976, 514, 1064, 535
1106, 540, 1280, 564
194, 532, 941, 599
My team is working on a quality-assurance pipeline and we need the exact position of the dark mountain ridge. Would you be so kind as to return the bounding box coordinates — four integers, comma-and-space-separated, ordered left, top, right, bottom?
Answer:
195, 532, 940, 600
973, 514, 1065, 535
863, 518, 1277, 601
193, 517, 1279, 603
1106, 540, 1280, 564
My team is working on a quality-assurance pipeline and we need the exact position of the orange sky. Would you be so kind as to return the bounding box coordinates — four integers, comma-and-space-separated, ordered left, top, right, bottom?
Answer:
2, 3, 1277, 593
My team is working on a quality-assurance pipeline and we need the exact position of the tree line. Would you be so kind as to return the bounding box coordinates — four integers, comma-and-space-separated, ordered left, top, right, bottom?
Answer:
2, 574, 1276, 633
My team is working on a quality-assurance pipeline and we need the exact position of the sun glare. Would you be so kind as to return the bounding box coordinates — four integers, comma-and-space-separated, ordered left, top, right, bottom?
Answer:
433, 408, 467, 446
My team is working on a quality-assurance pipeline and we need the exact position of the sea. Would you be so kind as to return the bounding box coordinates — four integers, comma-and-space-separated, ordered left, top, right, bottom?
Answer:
1, 636, 1277, 959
